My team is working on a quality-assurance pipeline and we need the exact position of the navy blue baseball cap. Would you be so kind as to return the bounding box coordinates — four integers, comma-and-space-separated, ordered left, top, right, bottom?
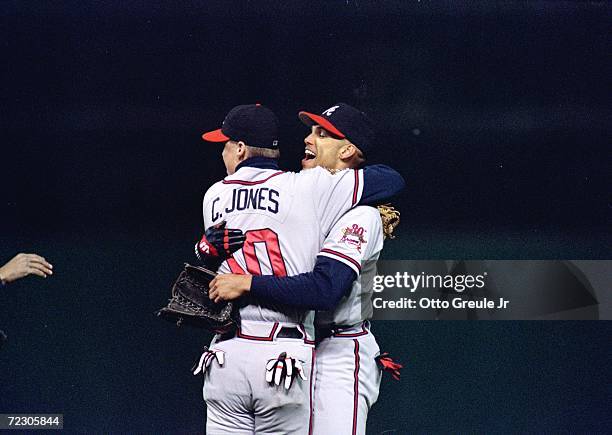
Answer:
202, 103, 280, 149
299, 103, 375, 155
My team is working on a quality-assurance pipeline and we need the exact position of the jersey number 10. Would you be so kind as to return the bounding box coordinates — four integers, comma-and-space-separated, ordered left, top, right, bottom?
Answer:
226, 228, 288, 277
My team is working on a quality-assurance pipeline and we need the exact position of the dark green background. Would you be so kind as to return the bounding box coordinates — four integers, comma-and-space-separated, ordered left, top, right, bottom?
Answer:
1, 1, 610, 433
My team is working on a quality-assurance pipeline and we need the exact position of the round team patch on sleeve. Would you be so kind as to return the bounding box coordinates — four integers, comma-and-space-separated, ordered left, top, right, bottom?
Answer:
339, 224, 368, 253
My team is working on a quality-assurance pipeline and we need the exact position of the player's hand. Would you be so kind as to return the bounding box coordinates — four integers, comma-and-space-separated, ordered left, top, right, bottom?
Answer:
208, 274, 252, 303
265, 352, 307, 390
0, 253, 53, 285
195, 222, 246, 262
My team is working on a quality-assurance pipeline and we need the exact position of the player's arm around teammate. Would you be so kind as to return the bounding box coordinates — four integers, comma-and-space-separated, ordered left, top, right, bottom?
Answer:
209, 102, 397, 310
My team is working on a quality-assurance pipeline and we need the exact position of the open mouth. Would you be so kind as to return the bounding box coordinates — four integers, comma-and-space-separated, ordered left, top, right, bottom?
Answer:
304, 147, 316, 160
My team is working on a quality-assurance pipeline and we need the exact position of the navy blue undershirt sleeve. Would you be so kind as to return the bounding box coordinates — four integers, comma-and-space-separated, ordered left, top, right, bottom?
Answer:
250, 257, 357, 311
360, 164, 406, 205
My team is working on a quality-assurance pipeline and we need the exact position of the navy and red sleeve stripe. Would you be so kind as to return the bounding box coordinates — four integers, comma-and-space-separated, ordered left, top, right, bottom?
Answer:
352, 169, 360, 206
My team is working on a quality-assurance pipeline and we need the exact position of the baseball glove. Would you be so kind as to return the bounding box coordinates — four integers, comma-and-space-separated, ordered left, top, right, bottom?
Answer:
156, 263, 239, 333
377, 203, 401, 239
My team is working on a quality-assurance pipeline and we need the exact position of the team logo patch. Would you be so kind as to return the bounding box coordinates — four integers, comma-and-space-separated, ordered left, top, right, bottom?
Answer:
339, 224, 367, 253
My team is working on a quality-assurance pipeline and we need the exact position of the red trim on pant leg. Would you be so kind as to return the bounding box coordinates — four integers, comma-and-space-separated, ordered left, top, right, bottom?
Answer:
309, 347, 316, 435
352, 339, 360, 435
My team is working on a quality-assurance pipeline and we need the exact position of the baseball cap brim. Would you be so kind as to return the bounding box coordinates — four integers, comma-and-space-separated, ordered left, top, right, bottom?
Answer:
202, 128, 230, 142
298, 111, 346, 138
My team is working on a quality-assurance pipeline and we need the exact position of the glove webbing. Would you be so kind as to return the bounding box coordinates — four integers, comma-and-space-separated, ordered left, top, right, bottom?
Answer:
377, 204, 401, 240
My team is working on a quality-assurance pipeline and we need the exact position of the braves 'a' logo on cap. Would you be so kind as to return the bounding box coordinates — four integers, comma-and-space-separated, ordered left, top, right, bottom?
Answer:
322, 105, 340, 117
339, 224, 367, 253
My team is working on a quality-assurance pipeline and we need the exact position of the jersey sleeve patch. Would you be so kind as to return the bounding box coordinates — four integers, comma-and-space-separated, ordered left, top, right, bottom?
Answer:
338, 223, 368, 253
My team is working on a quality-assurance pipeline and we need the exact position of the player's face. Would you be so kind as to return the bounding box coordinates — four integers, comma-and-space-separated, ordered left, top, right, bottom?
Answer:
302, 125, 348, 170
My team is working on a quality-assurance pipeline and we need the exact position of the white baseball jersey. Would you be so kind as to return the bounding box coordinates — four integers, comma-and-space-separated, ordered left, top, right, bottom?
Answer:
315, 205, 384, 327
202, 165, 365, 327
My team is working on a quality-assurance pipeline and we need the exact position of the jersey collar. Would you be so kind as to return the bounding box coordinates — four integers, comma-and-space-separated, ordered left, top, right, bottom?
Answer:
235, 157, 280, 171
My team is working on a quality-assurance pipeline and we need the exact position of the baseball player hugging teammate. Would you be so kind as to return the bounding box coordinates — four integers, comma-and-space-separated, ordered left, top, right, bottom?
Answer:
195, 103, 405, 434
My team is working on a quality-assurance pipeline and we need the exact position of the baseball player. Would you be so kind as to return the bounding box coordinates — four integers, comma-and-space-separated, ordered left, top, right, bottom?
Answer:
210, 103, 401, 434
197, 103, 405, 434
208, 103, 401, 435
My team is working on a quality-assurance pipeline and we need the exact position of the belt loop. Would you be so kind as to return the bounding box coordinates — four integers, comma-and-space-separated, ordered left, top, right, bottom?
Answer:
272, 324, 283, 341
331, 321, 369, 338
298, 323, 315, 345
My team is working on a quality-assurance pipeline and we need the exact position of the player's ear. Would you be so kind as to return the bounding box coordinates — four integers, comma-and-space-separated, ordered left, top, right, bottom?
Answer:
236, 141, 247, 159
339, 142, 357, 161
340, 143, 366, 167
